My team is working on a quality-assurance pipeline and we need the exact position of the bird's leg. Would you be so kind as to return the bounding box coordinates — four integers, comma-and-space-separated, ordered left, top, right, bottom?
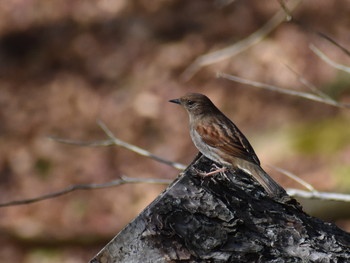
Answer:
197, 163, 227, 177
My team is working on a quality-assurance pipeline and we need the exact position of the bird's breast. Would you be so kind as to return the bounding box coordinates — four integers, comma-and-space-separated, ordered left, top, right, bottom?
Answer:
190, 127, 231, 166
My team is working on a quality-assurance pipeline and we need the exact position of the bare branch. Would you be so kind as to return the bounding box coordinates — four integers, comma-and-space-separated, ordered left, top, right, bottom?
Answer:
312, 32, 350, 58
2, 174, 350, 207
47, 137, 115, 147
279, 0, 350, 58
48, 120, 187, 171
310, 44, 350, 74
97, 120, 187, 170
287, 188, 350, 202
277, 0, 293, 21
283, 63, 333, 100
217, 72, 350, 108
0, 176, 172, 207
270, 165, 316, 192
180, 0, 301, 81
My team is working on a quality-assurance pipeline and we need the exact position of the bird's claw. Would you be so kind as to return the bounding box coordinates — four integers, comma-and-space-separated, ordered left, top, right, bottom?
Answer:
197, 165, 227, 177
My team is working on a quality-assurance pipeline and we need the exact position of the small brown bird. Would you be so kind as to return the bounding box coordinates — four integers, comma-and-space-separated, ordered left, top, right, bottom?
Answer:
169, 93, 286, 197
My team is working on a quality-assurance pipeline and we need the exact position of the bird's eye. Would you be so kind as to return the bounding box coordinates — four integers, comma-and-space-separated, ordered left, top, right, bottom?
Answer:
187, 100, 195, 107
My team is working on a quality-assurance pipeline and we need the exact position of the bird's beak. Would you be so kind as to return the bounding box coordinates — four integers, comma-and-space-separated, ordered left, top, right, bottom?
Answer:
169, 98, 181, 105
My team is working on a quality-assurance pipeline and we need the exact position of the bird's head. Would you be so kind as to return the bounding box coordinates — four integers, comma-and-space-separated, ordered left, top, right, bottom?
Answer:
169, 93, 218, 118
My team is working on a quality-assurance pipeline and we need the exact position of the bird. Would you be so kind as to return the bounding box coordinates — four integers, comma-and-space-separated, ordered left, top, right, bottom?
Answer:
169, 93, 286, 198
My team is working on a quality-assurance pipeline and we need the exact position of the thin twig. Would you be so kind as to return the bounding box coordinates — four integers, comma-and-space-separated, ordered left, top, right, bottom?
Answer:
287, 188, 350, 202
310, 44, 350, 74
46, 137, 116, 147
97, 120, 187, 170
312, 32, 350, 58
217, 72, 350, 108
283, 63, 333, 100
180, 0, 301, 81
2, 176, 350, 207
47, 120, 187, 171
269, 165, 316, 192
277, 0, 292, 21
0, 176, 172, 207
279, 0, 350, 58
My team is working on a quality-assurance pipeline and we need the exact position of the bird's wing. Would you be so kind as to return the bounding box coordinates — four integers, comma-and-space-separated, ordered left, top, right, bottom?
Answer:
195, 119, 260, 165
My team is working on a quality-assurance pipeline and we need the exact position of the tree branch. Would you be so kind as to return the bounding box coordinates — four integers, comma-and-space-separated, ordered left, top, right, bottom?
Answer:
180, 0, 301, 81
269, 165, 316, 192
283, 63, 334, 101
217, 72, 350, 108
310, 44, 350, 74
48, 119, 186, 171
287, 188, 350, 202
279, 0, 350, 58
0, 176, 172, 207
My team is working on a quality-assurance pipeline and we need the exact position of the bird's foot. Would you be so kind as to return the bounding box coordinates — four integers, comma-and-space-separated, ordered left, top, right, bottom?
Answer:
197, 164, 227, 177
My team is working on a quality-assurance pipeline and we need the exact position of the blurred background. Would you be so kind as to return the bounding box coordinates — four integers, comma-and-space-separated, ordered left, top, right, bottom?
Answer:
0, 0, 350, 262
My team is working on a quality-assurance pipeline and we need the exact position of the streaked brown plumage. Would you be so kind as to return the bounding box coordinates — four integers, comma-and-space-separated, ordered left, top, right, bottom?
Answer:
169, 93, 286, 197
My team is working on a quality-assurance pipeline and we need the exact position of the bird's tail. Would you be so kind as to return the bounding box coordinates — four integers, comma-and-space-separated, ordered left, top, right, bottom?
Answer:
238, 162, 286, 198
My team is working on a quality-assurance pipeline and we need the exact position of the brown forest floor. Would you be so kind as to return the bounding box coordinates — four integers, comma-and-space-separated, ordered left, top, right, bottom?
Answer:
0, 1, 350, 262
